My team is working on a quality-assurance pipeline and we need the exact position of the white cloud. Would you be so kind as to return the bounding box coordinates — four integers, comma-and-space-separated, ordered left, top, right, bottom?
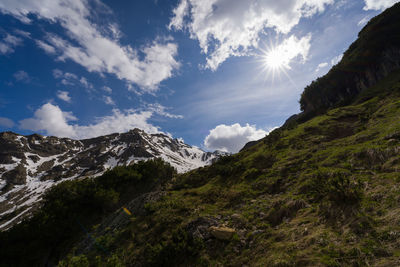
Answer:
102, 86, 112, 94
53, 69, 93, 89
204, 123, 268, 153
357, 16, 371, 26
36, 40, 56, 54
79, 77, 92, 89
103, 96, 115, 105
0, 34, 22, 55
146, 103, 183, 119
52, 69, 63, 79
168, 0, 188, 30
331, 53, 343, 66
19, 103, 77, 138
0, 0, 180, 91
18, 103, 175, 139
363, 0, 399, 10
57, 91, 71, 103
14, 29, 31, 39
13, 70, 30, 83
169, 0, 333, 70
0, 117, 14, 128
265, 34, 312, 70
315, 62, 328, 72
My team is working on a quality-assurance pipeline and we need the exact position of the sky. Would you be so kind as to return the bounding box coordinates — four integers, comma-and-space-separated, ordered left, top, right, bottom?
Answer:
0, 0, 398, 153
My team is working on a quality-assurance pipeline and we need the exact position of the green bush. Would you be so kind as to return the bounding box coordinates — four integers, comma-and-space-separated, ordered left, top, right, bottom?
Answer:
305, 170, 364, 207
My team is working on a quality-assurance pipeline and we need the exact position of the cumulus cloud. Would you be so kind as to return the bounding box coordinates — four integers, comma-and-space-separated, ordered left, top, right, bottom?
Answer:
0, 34, 22, 55
18, 103, 182, 139
13, 70, 31, 83
315, 62, 328, 72
0, 0, 180, 91
204, 123, 268, 153
363, 0, 399, 10
19, 103, 77, 138
169, 0, 333, 70
0, 117, 14, 128
266, 34, 312, 70
57, 91, 71, 103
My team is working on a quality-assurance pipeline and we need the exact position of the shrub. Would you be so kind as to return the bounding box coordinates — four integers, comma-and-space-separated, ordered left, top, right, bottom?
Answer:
305, 170, 364, 207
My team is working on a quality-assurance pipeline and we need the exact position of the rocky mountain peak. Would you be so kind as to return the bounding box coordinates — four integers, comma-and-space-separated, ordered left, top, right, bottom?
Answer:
0, 129, 226, 230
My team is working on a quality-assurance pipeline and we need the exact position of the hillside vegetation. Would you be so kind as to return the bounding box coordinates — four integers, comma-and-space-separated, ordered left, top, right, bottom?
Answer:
56, 71, 399, 266
1, 3, 400, 267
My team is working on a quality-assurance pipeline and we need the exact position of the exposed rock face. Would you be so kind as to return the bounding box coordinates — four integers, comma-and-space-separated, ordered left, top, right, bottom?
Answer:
0, 129, 226, 230
299, 3, 400, 117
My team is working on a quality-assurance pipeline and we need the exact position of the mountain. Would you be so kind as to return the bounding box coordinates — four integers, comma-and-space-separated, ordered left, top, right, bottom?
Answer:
1, 3, 400, 267
0, 129, 225, 231
299, 3, 400, 120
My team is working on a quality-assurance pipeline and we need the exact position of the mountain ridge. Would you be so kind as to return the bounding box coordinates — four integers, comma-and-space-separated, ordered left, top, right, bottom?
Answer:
0, 128, 226, 230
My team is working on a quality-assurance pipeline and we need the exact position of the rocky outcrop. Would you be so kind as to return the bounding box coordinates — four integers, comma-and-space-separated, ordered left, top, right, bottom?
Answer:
299, 3, 400, 118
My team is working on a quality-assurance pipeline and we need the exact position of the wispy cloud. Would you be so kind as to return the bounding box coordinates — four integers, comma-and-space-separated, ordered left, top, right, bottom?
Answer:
103, 96, 115, 106
0, 34, 22, 55
57, 91, 71, 103
315, 62, 329, 72
0, 0, 180, 91
53, 69, 93, 89
0, 117, 14, 128
146, 103, 183, 119
331, 53, 343, 66
13, 70, 31, 83
36, 40, 56, 54
102, 86, 112, 94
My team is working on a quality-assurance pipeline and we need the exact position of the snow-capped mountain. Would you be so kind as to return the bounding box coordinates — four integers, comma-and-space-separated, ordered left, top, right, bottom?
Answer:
0, 129, 226, 230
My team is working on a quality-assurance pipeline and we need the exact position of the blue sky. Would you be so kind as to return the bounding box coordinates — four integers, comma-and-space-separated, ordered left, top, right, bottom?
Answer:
0, 0, 398, 152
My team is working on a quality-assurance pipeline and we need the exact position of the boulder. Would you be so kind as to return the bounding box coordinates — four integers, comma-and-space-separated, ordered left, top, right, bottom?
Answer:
209, 226, 236, 240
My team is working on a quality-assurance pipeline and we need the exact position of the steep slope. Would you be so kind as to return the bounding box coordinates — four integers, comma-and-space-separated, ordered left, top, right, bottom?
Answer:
0, 129, 223, 231
299, 3, 400, 119
56, 73, 399, 266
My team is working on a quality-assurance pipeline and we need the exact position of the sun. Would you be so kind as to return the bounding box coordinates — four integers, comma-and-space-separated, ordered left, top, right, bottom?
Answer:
255, 40, 295, 83
264, 48, 286, 70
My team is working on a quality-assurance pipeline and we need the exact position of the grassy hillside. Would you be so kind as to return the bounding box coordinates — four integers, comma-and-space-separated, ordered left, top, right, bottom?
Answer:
50, 71, 400, 266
